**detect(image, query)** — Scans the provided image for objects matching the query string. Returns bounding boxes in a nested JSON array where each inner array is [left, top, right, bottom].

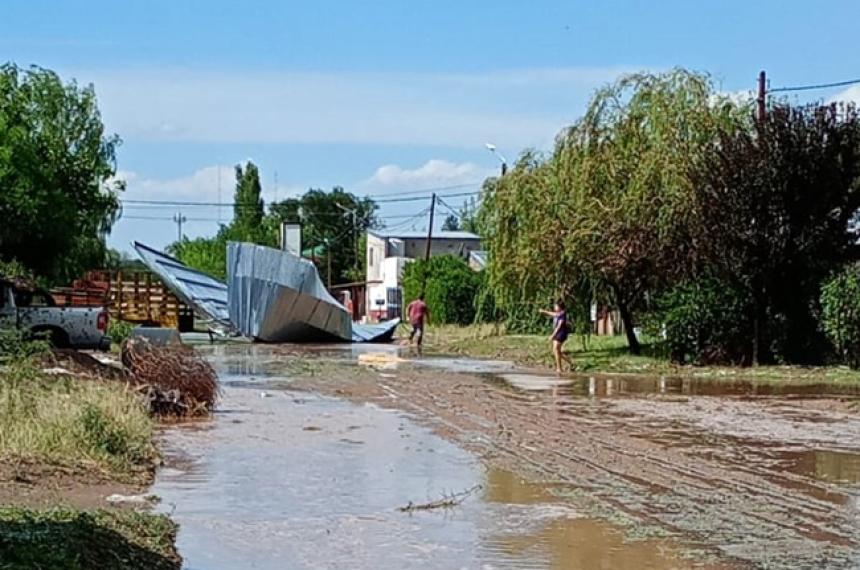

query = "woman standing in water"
[[540, 300, 572, 374]]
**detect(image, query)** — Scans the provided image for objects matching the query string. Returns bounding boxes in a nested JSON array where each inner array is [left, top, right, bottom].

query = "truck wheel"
[[30, 327, 70, 349]]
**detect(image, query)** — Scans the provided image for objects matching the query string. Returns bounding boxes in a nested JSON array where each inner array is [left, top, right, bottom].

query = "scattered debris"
[[106, 493, 161, 505], [122, 338, 219, 417], [397, 485, 482, 513], [41, 367, 73, 375]]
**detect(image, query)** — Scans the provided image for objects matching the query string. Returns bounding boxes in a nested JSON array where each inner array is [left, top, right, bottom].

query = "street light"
[[485, 142, 508, 175]]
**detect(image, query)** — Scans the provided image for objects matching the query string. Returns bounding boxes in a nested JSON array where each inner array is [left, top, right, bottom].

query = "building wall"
[[364, 234, 482, 322], [365, 234, 388, 282]]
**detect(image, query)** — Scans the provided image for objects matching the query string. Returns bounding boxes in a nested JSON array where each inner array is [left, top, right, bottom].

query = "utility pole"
[[173, 211, 187, 242], [757, 70, 767, 123], [324, 238, 332, 288], [424, 193, 436, 262], [753, 70, 767, 367]]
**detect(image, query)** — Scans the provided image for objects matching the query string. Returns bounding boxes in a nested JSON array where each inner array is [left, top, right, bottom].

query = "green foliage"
[[0, 507, 179, 570], [233, 162, 266, 239], [0, 64, 122, 283], [168, 160, 277, 279], [402, 255, 481, 325], [645, 279, 750, 365], [0, 329, 49, 363], [821, 264, 860, 368], [459, 197, 482, 236], [169, 175, 380, 285], [473, 271, 500, 324], [441, 214, 460, 231], [106, 319, 135, 346], [691, 103, 860, 364], [167, 234, 230, 280], [481, 69, 745, 354]]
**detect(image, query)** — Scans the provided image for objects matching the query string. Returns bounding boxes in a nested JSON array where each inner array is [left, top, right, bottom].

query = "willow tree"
[[484, 69, 746, 352]]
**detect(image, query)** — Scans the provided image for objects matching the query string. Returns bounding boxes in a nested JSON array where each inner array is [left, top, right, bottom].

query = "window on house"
[[369, 248, 374, 266]]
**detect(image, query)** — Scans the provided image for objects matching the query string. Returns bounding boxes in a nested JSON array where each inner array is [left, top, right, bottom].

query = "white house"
[[365, 230, 482, 321]]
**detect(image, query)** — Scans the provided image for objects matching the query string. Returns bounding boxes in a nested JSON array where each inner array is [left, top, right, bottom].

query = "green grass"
[[423, 324, 860, 385], [0, 507, 179, 570], [0, 358, 157, 480]]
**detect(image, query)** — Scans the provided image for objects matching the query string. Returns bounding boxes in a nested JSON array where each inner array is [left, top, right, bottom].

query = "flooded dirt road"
[[155, 343, 860, 569]]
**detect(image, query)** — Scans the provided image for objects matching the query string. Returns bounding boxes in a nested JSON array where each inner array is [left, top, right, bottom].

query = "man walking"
[[406, 295, 430, 348]]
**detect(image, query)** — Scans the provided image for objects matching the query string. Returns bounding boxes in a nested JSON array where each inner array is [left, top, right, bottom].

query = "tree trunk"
[[617, 297, 641, 355]]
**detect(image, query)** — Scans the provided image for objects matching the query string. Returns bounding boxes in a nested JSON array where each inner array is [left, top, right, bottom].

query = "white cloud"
[[357, 159, 495, 194], [74, 66, 636, 150], [117, 165, 234, 203], [114, 164, 301, 204]]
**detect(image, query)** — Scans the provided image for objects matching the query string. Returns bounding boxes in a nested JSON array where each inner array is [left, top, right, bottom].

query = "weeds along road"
[[180, 343, 860, 570]]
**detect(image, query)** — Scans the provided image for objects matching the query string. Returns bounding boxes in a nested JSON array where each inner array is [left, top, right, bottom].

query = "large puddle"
[[154, 345, 723, 570]]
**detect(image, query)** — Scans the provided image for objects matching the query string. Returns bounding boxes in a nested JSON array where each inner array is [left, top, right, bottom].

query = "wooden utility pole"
[[757, 70, 767, 123], [420, 193, 437, 298], [424, 193, 436, 262]]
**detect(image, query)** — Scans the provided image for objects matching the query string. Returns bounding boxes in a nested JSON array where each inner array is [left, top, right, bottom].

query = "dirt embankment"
[[291, 362, 860, 570]]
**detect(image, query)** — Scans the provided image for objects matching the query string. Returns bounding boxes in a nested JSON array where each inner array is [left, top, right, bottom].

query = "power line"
[[768, 77, 860, 94], [121, 210, 435, 223], [118, 189, 481, 208]]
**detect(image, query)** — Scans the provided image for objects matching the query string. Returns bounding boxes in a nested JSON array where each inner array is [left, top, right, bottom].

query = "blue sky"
[[3, 0, 859, 252]]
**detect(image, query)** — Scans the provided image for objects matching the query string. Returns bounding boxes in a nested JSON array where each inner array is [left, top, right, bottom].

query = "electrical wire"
[[118, 186, 481, 208], [768, 77, 860, 94]]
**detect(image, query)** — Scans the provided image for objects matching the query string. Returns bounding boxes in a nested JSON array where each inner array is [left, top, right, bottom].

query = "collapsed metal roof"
[[134, 241, 398, 343]]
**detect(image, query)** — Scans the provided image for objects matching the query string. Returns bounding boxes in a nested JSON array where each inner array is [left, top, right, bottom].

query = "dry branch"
[[397, 484, 482, 513]]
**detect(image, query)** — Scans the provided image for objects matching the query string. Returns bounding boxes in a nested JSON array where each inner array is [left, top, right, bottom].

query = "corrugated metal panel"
[[133, 242, 233, 331], [135, 241, 399, 343]]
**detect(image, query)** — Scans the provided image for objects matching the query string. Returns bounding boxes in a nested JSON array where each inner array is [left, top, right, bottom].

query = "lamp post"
[[485, 142, 508, 175]]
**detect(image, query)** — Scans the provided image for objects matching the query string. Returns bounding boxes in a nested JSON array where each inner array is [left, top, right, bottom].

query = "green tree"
[[459, 197, 481, 235], [402, 255, 481, 325], [691, 103, 860, 364], [266, 187, 379, 285], [169, 160, 275, 279], [233, 162, 265, 240], [0, 64, 122, 282], [441, 214, 460, 231]]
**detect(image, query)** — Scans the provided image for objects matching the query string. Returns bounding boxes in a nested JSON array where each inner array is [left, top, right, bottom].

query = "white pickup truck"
[[0, 278, 111, 351]]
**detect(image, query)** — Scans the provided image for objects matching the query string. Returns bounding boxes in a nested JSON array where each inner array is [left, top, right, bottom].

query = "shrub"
[[821, 264, 860, 368], [0, 330, 49, 362], [646, 278, 751, 365], [107, 319, 135, 346], [402, 255, 481, 325]]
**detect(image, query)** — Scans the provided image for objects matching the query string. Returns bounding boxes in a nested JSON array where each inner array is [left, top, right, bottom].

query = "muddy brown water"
[[153, 344, 727, 569]]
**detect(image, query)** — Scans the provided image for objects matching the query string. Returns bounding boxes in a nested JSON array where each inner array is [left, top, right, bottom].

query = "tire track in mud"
[[303, 367, 860, 570]]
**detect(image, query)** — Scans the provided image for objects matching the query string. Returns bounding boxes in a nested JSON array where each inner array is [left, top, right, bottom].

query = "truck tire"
[[30, 326, 70, 349]]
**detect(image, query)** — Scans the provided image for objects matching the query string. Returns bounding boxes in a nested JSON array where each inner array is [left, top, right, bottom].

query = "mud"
[[0, 459, 146, 510], [153, 346, 732, 570], [184, 344, 860, 570]]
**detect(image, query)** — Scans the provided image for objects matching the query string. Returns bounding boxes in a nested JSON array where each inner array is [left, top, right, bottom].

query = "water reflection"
[[153, 383, 719, 570]]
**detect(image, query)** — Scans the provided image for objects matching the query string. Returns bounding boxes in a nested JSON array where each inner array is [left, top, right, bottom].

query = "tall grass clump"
[[0, 355, 156, 478]]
